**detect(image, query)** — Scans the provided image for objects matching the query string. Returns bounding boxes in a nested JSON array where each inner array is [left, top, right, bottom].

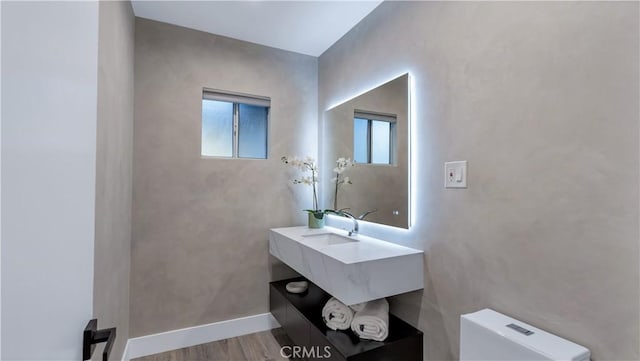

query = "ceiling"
[[131, 1, 383, 57]]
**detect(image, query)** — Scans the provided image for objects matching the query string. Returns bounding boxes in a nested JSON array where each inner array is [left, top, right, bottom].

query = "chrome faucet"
[[340, 211, 359, 236]]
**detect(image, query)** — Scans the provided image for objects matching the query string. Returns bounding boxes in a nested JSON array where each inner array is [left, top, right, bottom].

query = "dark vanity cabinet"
[[269, 278, 423, 361]]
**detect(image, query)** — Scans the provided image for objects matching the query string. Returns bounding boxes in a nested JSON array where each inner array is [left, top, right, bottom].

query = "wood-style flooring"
[[132, 328, 304, 361]]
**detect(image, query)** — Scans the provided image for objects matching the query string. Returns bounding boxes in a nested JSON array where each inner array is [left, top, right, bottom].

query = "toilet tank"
[[460, 309, 590, 361]]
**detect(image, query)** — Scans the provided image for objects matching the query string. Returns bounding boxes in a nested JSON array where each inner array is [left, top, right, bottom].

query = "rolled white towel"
[[351, 298, 389, 341], [322, 297, 354, 330]]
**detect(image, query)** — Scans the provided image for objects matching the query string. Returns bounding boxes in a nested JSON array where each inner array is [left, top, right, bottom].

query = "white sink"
[[301, 232, 358, 247], [269, 226, 424, 305]]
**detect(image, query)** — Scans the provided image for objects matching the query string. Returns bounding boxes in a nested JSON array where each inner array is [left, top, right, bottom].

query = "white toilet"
[[460, 309, 590, 361]]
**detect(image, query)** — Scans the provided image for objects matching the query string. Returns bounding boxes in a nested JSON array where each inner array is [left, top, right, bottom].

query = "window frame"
[[201, 88, 271, 159], [353, 109, 397, 165]]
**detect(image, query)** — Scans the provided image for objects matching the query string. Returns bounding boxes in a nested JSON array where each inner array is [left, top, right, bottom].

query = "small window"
[[353, 110, 396, 165], [202, 89, 270, 159]]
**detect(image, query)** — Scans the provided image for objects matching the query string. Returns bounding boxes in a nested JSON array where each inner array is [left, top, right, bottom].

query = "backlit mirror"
[[322, 73, 410, 229]]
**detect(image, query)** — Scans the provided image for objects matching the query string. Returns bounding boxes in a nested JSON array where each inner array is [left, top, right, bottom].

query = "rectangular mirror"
[[322, 73, 410, 229]]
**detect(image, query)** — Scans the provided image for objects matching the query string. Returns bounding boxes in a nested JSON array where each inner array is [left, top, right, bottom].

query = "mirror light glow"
[[324, 70, 417, 235]]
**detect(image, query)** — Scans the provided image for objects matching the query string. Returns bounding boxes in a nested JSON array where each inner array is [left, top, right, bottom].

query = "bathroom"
[[1, 1, 638, 360]]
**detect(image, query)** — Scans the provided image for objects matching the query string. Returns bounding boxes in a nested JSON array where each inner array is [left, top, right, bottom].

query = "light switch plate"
[[445, 161, 467, 188]]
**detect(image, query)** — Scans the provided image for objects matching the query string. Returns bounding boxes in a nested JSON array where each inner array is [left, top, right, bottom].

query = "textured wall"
[[319, 2, 639, 360], [1, 2, 99, 359], [131, 19, 318, 337], [94, 1, 135, 359]]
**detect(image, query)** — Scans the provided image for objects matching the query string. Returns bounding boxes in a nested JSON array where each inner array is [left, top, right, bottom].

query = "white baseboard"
[[123, 313, 280, 360], [121, 339, 130, 361]]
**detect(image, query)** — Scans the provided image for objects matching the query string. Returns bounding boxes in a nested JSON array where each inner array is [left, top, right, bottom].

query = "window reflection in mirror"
[[353, 111, 397, 165]]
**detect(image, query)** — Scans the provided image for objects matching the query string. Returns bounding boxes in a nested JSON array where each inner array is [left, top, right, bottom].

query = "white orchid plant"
[[281, 156, 325, 217], [282, 155, 355, 219], [332, 157, 355, 210]]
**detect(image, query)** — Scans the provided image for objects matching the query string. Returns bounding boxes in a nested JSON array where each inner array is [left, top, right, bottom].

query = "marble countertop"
[[270, 226, 422, 264], [269, 226, 424, 305]]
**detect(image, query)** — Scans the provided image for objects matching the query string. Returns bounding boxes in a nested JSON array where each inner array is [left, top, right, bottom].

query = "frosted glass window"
[[201, 89, 270, 159], [371, 120, 391, 164], [353, 111, 396, 165], [238, 104, 268, 159], [354, 118, 369, 164], [201, 100, 233, 157]]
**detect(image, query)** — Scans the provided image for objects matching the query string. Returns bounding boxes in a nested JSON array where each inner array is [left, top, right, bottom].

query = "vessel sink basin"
[[269, 226, 424, 305], [301, 232, 358, 247]]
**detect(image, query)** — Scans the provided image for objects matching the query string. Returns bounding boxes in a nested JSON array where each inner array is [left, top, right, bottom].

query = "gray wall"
[[319, 2, 639, 360], [131, 19, 318, 337], [94, 1, 135, 360], [1, 2, 99, 359]]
